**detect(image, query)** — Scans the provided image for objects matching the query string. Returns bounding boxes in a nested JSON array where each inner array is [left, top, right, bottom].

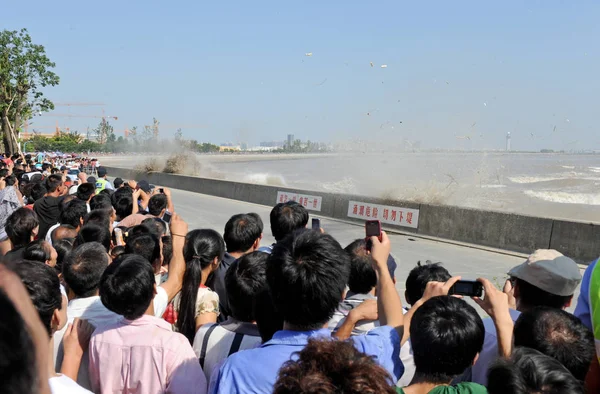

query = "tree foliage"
[[0, 29, 59, 154]]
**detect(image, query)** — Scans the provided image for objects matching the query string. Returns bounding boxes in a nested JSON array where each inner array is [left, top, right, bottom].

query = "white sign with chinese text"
[[277, 191, 323, 211], [347, 200, 419, 229]]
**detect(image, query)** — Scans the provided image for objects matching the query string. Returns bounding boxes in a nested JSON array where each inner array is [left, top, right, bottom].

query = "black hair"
[[5, 208, 39, 248], [225, 251, 268, 322], [487, 347, 584, 394], [514, 278, 573, 309], [268, 230, 350, 330], [124, 232, 161, 270], [30, 182, 47, 203], [114, 178, 124, 188], [60, 199, 88, 228], [76, 183, 96, 201], [44, 174, 63, 193], [141, 218, 167, 237], [100, 254, 154, 320], [513, 307, 595, 381], [83, 209, 112, 231], [405, 261, 452, 306], [410, 296, 484, 384], [22, 240, 51, 264], [177, 229, 225, 344], [254, 288, 284, 343], [111, 245, 126, 259], [63, 242, 110, 298], [89, 194, 112, 211], [6, 260, 62, 336], [148, 194, 168, 217], [344, 238, 397, 280], [114, 194, 134, 221], [269, 202, 309, 241], [0, 289, 38, 394], [74, 224, 111, 252], [347, 254, 377, 295], [0, 169, 8, 178], [99, 188, 113, 197], [223, 213, 264, 253], [54, 238, 74, 276], [161, 236, 172, 267]]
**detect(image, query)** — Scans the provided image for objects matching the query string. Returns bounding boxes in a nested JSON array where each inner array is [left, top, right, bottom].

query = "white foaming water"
[[589, 167, 600, 173], [242, 173, 287, 186], [508, 176, 564, 184], [524, 190, 600, 205], [561, 166, 575, 169], [321, 177, 357, 194], [479, 184, 507, 189]]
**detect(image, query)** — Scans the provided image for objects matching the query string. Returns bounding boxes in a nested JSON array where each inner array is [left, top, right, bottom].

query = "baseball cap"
[[97, 167, 107, 177], [508, 249, 581, 296], [137, 180, 152, 193], [88, 176, 97, 185]]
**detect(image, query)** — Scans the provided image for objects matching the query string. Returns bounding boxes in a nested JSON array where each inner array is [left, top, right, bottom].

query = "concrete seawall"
[[104, 167, 599, 264]]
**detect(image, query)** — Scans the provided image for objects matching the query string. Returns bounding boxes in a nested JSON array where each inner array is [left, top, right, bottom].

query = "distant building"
[[287, 134, 294, 148], [219, 145, 241, 152], [260, 141, 284, 148], [506, 132, 511, 151], [240, 142, 248, 151]]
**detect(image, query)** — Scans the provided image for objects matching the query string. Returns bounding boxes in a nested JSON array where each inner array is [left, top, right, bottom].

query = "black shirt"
[[34, 195, 65, 240], [3, 246, 26, 263], [207, 252, 237, 323]]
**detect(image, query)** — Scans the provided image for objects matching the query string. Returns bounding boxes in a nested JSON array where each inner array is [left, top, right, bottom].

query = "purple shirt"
[[89, 314, 207, 394]]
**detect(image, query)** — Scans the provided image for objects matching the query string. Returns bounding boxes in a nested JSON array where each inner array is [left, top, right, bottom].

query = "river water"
[[105, 152, 600, 222]]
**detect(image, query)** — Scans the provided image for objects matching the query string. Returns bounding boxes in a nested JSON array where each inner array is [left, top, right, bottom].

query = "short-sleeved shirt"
[[49, 374, 92, 394], [574, 260, 596, 331], [211, 326, 403, 394], [396, 383, 487, 393], [89, 315, 207, 394], [165, 287, 220, 328], [206, 252, 236, 323]]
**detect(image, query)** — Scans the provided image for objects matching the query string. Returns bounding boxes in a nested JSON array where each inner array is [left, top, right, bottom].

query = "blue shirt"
[[574, 260, 596, 331], [210, 326, 402, 394]]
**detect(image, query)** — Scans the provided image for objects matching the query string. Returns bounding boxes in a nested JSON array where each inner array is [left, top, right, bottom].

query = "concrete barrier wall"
[[104, 167, 599, 263]]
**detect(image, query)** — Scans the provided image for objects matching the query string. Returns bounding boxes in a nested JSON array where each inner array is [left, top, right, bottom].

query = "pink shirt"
[[89, 315, 207, 394]]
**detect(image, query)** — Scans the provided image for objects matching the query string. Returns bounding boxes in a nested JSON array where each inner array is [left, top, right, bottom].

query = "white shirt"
[[193, 318, 262, 381], [154, 285, 169, 318], [53, 296, 121, 390], [69, 185, 79, 195], [471, 309, 521, 385], [49, 375, 92, 394], [46, 223, 61, 245]]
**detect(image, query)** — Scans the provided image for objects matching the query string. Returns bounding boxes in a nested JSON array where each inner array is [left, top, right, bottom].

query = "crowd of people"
[[0, 152, 598, 394]]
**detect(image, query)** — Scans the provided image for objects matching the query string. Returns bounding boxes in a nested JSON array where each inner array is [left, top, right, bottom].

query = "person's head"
[[269, 202, 309, 242], [274, 338, 397, 394], [74, 224, 111, 252], [23, 240, 58, 268], [62, 242, 110, 299], [225, 251, 268, 322], [141, 218, 168, 237], [346, 254, 377, 295], [89, 194, 113, 211], [161, 235, 172, 267], [405, 261, 452, 306], [147, 194, 168, 217], [513, 307, 595, 381], [54, 238, 74, 276], [487, 347, 584, 394], [59, 198, 87, 228], [509, 249, 581, 311], [44, 174, 63, 195], [124, 232, 162, 272], [410, 296, 484, 384], [5, 260, 66, 337], [84, 208, 114, 230], [113, 193, 134, 221], [97, 166, 107, 179], [76, 183, 96, 202], [177, 229, 225, 343], [51, 225, 79, 245], [113, 178, 124, 188], [223, 213, 264, 254], [77, 172, 87, 183], [5, 208, 39, 248], [110, 245, 126, 260], [87, 176, 96, 185], [100, 254, 155, 320], [344, 238, 397, 283], [268, 230, 350, 330]]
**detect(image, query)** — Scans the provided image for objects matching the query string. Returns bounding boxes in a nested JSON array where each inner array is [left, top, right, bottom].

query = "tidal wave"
[[524, 190, 600, 205]]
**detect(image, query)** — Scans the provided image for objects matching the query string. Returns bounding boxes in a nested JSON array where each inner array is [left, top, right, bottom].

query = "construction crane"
[[124, 124, 207, 139]]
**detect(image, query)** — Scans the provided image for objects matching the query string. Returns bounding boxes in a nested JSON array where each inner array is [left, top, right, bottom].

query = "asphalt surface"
[[150, 185, 582, 315]]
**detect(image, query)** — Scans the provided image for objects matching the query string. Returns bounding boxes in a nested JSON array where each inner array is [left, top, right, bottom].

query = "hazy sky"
[[3, 1, 599, 150]]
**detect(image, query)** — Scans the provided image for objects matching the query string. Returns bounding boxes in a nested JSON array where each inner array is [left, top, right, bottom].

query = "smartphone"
[[163, 211, 172, 224], [159, 188, 164, 194], [365, 220, 382, 238], [449, 280, 484, 297], [312, 218, 321, 230], [114, 228, 125, 246]]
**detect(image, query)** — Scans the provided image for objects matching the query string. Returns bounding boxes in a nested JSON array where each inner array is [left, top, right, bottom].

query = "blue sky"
[[3, 0, 599, 150]]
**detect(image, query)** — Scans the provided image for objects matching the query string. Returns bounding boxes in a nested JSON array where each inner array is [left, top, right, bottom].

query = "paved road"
[[153, 186, 582, 315]]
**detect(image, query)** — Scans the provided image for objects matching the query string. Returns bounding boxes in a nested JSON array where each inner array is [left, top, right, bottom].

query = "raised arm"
[[370, 232, 404, 337], [163, 187, 175, 213], [473, 277, 513, 358], [333, 299, 378, 341], [160, 213, 188, 302]]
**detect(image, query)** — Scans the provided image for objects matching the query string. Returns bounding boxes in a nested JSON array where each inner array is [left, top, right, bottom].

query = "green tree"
[[0, 29, 59, 154], [92, 118, 114, 145]]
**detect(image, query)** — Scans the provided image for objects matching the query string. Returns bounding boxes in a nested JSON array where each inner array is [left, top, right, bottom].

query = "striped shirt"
[[192, 318, 262, 381]]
